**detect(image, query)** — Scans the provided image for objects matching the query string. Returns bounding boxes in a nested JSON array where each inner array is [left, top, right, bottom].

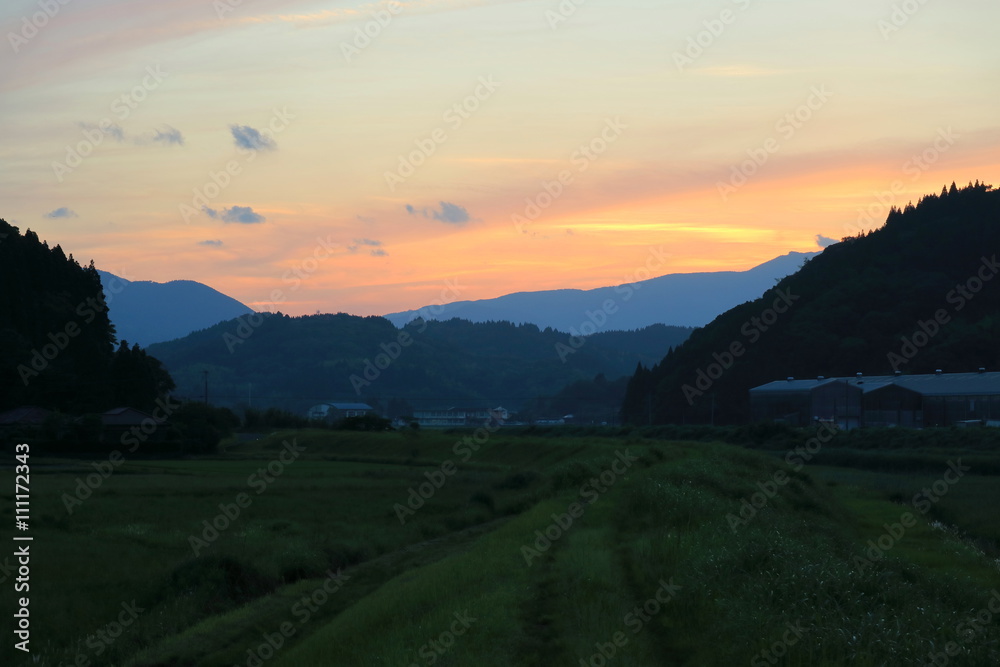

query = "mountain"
[[98, 271, 254, 348], [0, 221, 173, 412], [147, 314, 692, 416], [621, 181, 1000, 426], [384, 251, 819, 332]]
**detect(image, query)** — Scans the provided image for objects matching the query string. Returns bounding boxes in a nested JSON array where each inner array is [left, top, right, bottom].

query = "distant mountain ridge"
[[98, 271, 254, 348], [384, 251, 820, 332]]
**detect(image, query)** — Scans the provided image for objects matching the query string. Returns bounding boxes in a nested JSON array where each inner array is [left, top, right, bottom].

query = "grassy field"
[[4, 428, 1000, 666]]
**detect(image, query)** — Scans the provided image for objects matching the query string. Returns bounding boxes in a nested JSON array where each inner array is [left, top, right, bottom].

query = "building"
[[0, 406, 53, 440], [308, 402, 374, 422], [750, 377, 861, 428], [412, 407, 508, 428], [750, 370, 1000, 428]]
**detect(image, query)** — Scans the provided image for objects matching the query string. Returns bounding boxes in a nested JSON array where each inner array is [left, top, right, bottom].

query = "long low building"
[[750, 370, 1000, 428], [413, 407, 508, 428]]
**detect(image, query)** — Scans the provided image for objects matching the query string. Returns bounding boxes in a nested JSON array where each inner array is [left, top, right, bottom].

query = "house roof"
[[100, 407, 164, 425], [316, 403, 373, 411], [749, 378, 845, 394], [0, 406, 52, 426], [854, 372, 1000, 397], [752, 372, 1000, 397]]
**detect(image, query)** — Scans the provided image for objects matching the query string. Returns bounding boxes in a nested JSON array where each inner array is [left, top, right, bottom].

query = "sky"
[[2, 0, 999, 317]]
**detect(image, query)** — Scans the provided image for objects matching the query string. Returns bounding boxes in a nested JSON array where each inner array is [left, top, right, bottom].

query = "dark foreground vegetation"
[[5, 426, 1000, 666]]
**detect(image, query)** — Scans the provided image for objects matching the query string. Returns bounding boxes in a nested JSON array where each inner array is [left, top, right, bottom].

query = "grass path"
[[127, 517, 513, 666]]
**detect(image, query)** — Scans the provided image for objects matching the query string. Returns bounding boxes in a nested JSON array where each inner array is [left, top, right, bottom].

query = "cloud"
[[78, 122, 183, 146], [348, 238, 383, 253], [230, 125, 276, 151], [406, 201, 472, 225], [44, 207, 78, 218], [203, 206, 265, 224], [198, 239, 224, 246], [79, 122, 125, 142], [151, 126, 185, 146], [370, 248, 388, 257], [816, 234, 839, 248]]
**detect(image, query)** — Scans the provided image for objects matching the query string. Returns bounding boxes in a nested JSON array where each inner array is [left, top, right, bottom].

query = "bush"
[[171, 402, 240, 453]]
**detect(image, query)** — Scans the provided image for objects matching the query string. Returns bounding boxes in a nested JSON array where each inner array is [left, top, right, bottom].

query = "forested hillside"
[[0, 219, 174, 412], [622, 182, 1000, 425], [148, 314, 691, 415]]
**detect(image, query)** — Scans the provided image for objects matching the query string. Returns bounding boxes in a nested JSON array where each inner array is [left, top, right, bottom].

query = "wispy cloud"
[[406, 201, 472, 225], [230, 125, 276, 151], [78, 122, 183, 146], [151, 126, 185, 146], [203, 205, 265, 224], [198, 239, 224, 246], [348, 238, 384, 253], [44, 207, 78, 218]]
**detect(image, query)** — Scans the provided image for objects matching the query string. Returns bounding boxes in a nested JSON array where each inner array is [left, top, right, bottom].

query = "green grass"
[[5, 430, 1000, 665]]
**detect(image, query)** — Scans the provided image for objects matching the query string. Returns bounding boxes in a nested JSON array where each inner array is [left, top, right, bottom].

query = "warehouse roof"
[[752, 372, 1000, 397]]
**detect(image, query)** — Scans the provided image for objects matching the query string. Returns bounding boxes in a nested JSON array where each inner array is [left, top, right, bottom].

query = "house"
[[413, 407, 508, 428], [750, 370, 1000, 428], [308, 402, 374, 422], [0, 406, 53, 428], [0, 406, 53, 440]]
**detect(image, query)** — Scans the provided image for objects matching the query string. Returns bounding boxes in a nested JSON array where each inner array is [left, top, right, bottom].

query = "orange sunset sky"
[[2, 0, 999, 316]]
